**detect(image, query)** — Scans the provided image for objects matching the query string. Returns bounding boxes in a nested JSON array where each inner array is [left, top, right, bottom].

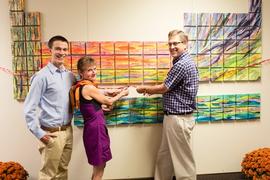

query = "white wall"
[[1, 0, 270, 179]]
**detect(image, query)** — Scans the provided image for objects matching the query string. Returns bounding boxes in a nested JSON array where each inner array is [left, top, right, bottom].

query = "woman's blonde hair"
[[77, 56, 96, 73]]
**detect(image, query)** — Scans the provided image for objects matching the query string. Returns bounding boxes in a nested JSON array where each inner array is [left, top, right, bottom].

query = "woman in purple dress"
[[70, 56, 128, 180]]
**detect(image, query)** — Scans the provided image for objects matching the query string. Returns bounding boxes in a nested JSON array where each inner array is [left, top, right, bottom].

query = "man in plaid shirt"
[[136, 29, 199, 180]]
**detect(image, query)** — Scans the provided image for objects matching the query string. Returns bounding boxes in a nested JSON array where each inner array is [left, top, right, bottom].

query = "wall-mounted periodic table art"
[[73, 93, 260, 126], [184, 0, 262, 82]]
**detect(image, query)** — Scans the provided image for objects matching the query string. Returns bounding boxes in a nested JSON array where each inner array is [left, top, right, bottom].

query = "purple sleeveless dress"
[[79, 86, 112, 166]]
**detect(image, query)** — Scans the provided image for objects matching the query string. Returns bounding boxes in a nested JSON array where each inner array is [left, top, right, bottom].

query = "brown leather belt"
[[41, 123, 71, 133]]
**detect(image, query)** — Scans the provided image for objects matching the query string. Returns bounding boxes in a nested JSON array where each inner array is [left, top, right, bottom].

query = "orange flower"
[[242, 148, 270, 179], [0, 161, 29, 180]]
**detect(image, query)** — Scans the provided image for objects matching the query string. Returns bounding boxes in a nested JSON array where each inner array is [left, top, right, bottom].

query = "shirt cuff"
[[32, 128, 46, 140], [164, 80, 170, 90]]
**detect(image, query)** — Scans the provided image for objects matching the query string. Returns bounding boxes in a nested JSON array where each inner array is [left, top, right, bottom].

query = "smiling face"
[[50, 40, 69, 68], [168, 34, 188, 59], [79, 64, 97, 81]]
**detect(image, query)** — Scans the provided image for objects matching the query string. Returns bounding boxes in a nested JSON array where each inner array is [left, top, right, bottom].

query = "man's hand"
[[136, 86, 147, 94], [40, 134, 57, 145]]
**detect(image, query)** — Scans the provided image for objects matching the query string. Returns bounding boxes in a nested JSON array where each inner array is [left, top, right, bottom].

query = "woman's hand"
[[101, 104, 113, 112]]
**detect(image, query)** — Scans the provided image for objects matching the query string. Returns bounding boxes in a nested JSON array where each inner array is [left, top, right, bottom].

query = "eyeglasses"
[[168, 41, 183, 47]]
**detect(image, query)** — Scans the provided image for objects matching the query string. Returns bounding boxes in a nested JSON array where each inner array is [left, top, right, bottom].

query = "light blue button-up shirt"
[[24, 62, 75, 139]]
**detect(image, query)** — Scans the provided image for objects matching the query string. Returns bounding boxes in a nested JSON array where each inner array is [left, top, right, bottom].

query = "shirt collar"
[[173, 51, 189, 65], [47, 62, 67, 74]]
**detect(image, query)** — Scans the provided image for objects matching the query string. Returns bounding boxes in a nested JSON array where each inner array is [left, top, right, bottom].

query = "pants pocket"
[[184, 118, 195, 136], [46, 137, 56, 148]]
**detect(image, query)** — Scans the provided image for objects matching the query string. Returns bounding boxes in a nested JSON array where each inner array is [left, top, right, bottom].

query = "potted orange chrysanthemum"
[[241, 148, 270, 180], [0, 161, 29, 179]]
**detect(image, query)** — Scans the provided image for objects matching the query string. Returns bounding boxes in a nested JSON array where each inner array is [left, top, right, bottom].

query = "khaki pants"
[[38, 126, 73, 180], [154, 115, 196, 180]]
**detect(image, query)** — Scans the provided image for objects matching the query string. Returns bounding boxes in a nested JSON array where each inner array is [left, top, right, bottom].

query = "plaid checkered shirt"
[[163, 51, 199, 114]]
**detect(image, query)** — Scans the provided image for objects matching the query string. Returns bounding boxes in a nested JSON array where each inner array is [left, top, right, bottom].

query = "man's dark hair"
[[48, 35, 69, 49]]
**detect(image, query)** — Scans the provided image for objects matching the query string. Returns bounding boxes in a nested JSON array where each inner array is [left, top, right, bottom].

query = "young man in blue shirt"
[[24, 35, 75, 179]]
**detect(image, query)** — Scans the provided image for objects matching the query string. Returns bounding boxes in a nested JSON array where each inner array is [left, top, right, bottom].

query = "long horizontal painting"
[[74, 93, 260, 126]]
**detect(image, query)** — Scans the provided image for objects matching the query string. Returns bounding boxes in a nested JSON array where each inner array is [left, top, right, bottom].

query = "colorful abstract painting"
[[10, 0, 262, 99], [184, 0, 262, 82], [9, 0, 41, 100], [74, 93, 260, 126], [39, 41, 171, 85], [9, 0, 262, 126]]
